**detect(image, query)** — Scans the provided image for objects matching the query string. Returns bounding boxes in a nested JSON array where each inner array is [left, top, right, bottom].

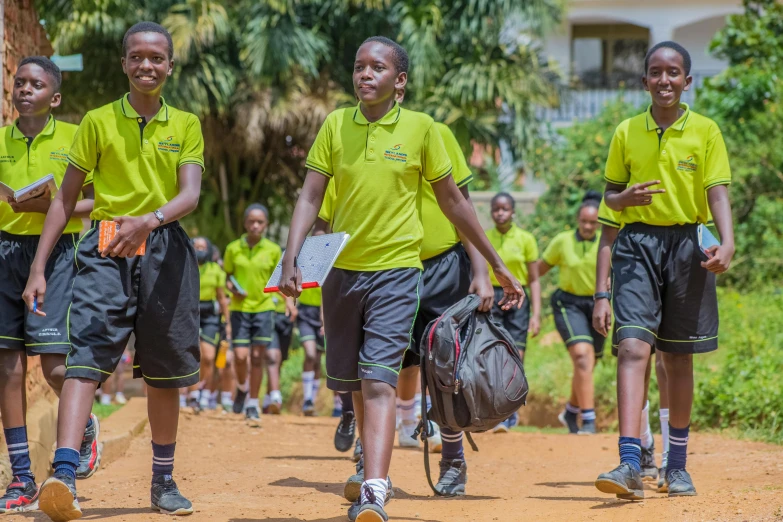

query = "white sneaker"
[[199, 395, 211, 410], [114, 392, 127, 405], [100, 394, 112, 406], [427, 421, 442, 453], [398, 420, 420, 448]]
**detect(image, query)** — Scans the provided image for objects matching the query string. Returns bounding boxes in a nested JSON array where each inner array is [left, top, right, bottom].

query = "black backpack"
[[414, 294, 529, 494]]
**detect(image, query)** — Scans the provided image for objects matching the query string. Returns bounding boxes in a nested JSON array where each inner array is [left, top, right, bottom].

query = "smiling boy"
[[23, 22, 204, 520]]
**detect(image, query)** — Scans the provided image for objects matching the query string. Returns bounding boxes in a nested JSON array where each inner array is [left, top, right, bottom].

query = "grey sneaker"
[[344, 457, 364, 502], [595, 463, 644, 500], [577, 421, 596, 435], [434, 459, 467, 497], [151, 475, 194, 515], [39, 472, 81, 522], [352, 438, 363, 463], [667, 469, 697, 497], [245, 405, 261, 427], [348, 478, 393, 521], [640, 443, 658, 481], [76, 413, 102, 479], [657, 452, 669, 492], [558, 409, 579, 434]]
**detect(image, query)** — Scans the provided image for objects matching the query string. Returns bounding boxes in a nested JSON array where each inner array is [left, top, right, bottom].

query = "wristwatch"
[[593, 291, 611, 302], [153, 209, 165, 226]]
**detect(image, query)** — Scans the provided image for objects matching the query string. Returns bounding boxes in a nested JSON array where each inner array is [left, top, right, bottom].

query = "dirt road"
[[11, 411, 783, 522]]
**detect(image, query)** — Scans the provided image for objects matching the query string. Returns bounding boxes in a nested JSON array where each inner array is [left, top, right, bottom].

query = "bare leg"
[[0, 352, 27, 427], [661, 352, 693, 429], [233, 347, 250, 388], [57, 378, 99, 450], [40, 354, 67, 396], [353, 391, 364, 440], [249, 345, 265, 400], [655, 352, 669, 409], [396, 366, 418, 401], [616, 338, 653, 438], [361, 380, 396, 480], [147, 387, 180, 445], [568, 343, 595, 410], [265, 348, 281, 392]]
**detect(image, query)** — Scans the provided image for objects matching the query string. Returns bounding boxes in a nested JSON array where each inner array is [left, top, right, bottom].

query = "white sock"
[[400, 398, 417, 429], [414, 393, 422, 417], [361, 478, 387, 508], [100, 393, 112, 406], [333, 394, 343, 409], [189, 390, 200, 400], [220, 391, 233, 406], [302, 371, 315, 402], [179, 394, 186, 407], [237, 380, 249, 393], [641, 400, 654, 449], [210, 390, 218, 400], [270, 390, 282, 404], [313, 379, 321, 400], [245, 397, 260, 411], [425, 394, 432, 413], [660, 408, 670, 455], [262, 394, 271, 409]]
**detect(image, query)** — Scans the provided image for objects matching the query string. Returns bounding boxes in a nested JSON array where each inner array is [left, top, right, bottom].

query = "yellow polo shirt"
[[199, 261, 226, 302], [0, 117, 93, 235], [597, 201, 622, 230], [299, 287, 322, 307], [272, 293, 287, 314], [604, 104, 731, 226], [318, 182, 336, 227], [69, 94, 204, 220], [305, 102, 452, 271], [542, 230, 601, 296], [224, 235, 281, 313], [486, 223, 538, 286]]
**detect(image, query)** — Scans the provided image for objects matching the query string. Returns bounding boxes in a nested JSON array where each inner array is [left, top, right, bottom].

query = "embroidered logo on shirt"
[[0, 155, 15, 164], [384, 144, 407, 163], [677, 155, 697, 172], [157, 136, 181, 153], [49, 146, 69, 162]]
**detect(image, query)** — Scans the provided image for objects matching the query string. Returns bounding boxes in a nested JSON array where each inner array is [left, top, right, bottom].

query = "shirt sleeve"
[[523, 232, 539, 263], [218, 268, 227, 288], [179, 115, 205, 171], [604, 122, 630, 185], [703, 124, 731, 189], [68, 114, 98, 174], [422, 123, 453, 183], [82, 172, 94, 185], [541, 234, 562, 267], [305, 113, 334, 178], [223, 244, 234, 274], [597, 201, 622, 228], [436, 123, 473, 187], [318, 181, 336, 223]]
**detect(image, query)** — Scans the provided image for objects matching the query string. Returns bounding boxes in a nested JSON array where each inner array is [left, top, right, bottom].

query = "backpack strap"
[[416, 349, 439, 495], [465, 432, 479, 452]]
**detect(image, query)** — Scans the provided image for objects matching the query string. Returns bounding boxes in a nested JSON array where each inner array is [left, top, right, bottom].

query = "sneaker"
[[657, 452, 668, 492], [640, 443, 658, 481], [268, 398, 282, 415], [348, 479, 393, 521], [506, 412, 519, 429], [302, 399, 315, 416], [100, 393, 112, 406], [198, 396, 210, 411], [232, 388, 248, 414], [334, 411, 356, 453], [427, 421, 442, 453], [398, 421, 420, 448], [352, 438, 363, 463], [667, 469, 697, 497], [187, 397, 201, 413], [492, 422, 509, 434], [0, 477, 39, 513], [208, 395, 218, 410], [594, 462, 644, 501], [245, 405, 261, 426], [434, 459, 467, 497], [39, 472, 81, 522], [151, 475, 194, 515], [114, 392, 127, 405], [76, 413, 102, 479], [578, 421, 596, 435], [344, 457, 364, 502], [558, 409, 579, 434], [221, 399, 233, 413]]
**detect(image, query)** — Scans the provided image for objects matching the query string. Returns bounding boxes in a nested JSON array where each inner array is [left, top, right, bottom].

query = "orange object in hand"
[[98, 220, 147, 256]]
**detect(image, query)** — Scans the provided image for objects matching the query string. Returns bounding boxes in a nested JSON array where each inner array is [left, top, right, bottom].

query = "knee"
[[361, 380, 395, 402], [234, 349, 249, 365], [573, 352, 593, 373], [663, 352, 692, 371], [0, 356, 24, 383], [616, 341, 649, 366], [265, 351, 281, 367]]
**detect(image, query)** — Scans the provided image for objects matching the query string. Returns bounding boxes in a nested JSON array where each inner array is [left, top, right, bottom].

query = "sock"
[[400, 398, 417, 425], [220, 391, 233, 406], [262, 394, 271, 409], [210, 390, 218, 400], [302, 371, 315, 402], [660, 408, 670, 456], [425, 394, 432, 413], [333, 393, 343, 410], [395, 397, 401, 426], [237, 380, 249, 393], [668, 424, 689, 471], [580, 408, 596, 424], [361, 478, 387, 507], [4, 427, 34, 482], [53, 447, 79, 481], [100, 393, 112, 406], [341, 392, 354, 413], [640, 400, 654, 449], [440, 427, 464, 461], [565, 402, 580, 415], [619, 436, 642, 472], [312, 379, 321, 400], [151, 441, 175, 478], [270, 390, 282, 404], [188, 390, 200, 400], [245, 397, 260, 411], [413, 393, 422, 417], [179, 394, 186, 408]]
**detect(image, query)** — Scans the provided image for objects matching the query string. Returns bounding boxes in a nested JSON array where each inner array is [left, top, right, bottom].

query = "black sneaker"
[[335, 411, 356, 452], [302, 399, 315, 416], [39, 472, 81, 522], [348, 478, 393, 521], [595, 462, 644, 500], [640, 443, 658, 481], [558, 409, 579, 434], [0, 477, 39, 513], [245, 405, 261, 426], [232, 388, 247, 414], [344, 456, 364, 502], [434, 459, 467, 497], [76, 413, 102, 479], [577, 421, 596, 435], [352, 437, 363, 463], [667, 469, 697, 497], [151, 475, 194, 515]]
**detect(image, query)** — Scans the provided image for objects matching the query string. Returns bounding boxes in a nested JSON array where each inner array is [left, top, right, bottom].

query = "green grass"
[[91, 403, 124, 420]]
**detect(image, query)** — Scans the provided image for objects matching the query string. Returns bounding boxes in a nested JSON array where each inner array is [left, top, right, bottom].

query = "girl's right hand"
[[592, 298, 612, 338], [23, 271, 47, 317]]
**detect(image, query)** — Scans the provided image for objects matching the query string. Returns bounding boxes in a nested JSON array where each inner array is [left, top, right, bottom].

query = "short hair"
[[361, 36, 409, 74], [644, 41, 692, 75], [18, 56, 62, 91], [491, 192, 515, 210], [579, 190, 602, 212], [244, 203, 269, 221], [123, 22, 174, 60]]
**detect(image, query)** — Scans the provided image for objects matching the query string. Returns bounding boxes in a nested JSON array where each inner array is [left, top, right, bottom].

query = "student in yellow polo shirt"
[[594, 41, 734, 501], [224, 203, 282, 420], [279, 36, 523, 521], [0, 57, 95, 512], [24, 23, 203, 518], [538, 191, 604, 436]]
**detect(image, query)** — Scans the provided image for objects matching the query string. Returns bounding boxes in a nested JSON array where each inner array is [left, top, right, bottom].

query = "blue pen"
[[33, 296, 37, 314]]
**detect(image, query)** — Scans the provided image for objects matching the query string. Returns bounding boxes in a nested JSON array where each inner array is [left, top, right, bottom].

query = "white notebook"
[[0, 174, 57, 203], [264, 232, 350, 293]]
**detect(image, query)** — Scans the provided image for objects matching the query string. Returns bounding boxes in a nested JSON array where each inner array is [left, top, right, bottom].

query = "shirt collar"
[[240, 234, 264, 250], [645, 103, 690, 132], [575, 230, 597, 243], [10, 115, 56, 140], [119, 93, 169, 122], [352, 102, 401, 126]]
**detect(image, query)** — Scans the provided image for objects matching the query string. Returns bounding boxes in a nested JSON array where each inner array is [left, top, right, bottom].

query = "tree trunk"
[[218, 162, 233, 236]]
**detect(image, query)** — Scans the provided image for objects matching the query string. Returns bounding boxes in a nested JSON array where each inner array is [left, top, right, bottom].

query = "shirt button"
[[370, 137, 375, 142], [662, 150, 667, 154], [144, 139, 149, 144], [662, 138, 666, 143], [138, 118, 143, 123], [369, 149, 374, 154]]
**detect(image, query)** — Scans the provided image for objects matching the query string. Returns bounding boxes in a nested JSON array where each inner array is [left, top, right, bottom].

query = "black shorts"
[[66, 221, 200, 388], [551, 289, 605, 358], [323, 267, 421, 392], [231, 311, 274, 348], [403, 244, 471, 370], [270, 313, 294, 361], [297, 304, 324, 351], [612, 223, 718, 354], [0, 232, 78, 355], [199, 301, 221, 347], [491, 286, 530, 350]]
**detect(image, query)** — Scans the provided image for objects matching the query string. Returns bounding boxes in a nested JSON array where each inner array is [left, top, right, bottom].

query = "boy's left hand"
[[701, 244, 735, 274], [102, 214, 156, 258]]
